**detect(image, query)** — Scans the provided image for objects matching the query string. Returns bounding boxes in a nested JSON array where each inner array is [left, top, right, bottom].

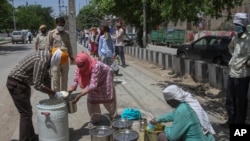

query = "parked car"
[[124, 33, 134, 46], [127, 33, 137, 40], [11, 30, 27, 44], [176, 35, 232, 66]]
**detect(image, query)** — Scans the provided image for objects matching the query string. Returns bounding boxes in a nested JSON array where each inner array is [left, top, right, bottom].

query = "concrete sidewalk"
[[11, 43, 229, 141]]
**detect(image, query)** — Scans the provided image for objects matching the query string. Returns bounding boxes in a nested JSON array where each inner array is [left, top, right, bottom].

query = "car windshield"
[[13, 32, 21, 35]]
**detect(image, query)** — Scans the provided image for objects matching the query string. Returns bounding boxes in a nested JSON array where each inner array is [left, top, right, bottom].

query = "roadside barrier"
[[125, 46, 228, 91]]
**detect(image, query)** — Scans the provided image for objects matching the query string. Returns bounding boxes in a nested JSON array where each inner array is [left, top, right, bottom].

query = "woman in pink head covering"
[[69, 52, 117, 123]]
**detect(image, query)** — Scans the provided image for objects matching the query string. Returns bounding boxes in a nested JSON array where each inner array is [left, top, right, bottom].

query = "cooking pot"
[[66, 95, 77, 113], [112, 118, 133, 130], [89, 126, 114, 141], [113, 129, 139, 141]]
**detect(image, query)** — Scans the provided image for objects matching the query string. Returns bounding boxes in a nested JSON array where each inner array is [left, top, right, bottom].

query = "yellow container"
[[144, 124, 165, 141]]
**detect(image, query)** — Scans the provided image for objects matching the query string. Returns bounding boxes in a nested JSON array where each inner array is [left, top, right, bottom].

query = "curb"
[[0, 41, 10, 45]]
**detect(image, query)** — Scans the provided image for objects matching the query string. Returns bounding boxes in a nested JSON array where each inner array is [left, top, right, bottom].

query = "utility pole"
[[143, 0, 147, 48], [59, 0, 61, 16], [68, 0, 77, 58], [10, 0, 16, 30]]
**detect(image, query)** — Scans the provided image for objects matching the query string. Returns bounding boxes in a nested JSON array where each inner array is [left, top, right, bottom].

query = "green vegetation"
[[0, 0, 55, 36], [83, 0, 243, 47]]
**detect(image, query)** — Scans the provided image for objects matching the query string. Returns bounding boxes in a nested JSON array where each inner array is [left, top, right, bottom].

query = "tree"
[[151, 0, 244, 24], [90, 0, 244, 47], [15, 5, 54, 33], [0, 0, 14, 35], [76, 4, 104, 29], [92, 0, 163, 47]]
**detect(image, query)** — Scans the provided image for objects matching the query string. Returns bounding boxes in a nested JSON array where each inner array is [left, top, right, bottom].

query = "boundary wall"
[[125, 46, 229, 91]]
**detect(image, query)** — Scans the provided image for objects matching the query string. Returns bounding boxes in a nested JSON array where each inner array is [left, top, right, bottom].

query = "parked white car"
[[11, 31, 27, 44]]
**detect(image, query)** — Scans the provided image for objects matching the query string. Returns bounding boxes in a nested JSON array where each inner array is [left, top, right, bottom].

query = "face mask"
[[57, 26, 64, 31], [234, 25, 244, 34], [41, 29, 46, 33]]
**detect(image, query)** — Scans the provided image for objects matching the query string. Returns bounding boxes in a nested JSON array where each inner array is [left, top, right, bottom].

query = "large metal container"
[[89, 126, 114, 141], [113, 129, 139, 141]]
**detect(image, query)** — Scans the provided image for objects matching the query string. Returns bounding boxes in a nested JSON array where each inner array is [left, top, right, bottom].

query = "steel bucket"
[[89, 126, 114, 141], [113, 129, 139, 141], [66, 95, 77, 113]]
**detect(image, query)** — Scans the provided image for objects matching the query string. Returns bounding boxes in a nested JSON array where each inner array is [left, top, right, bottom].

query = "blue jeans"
[[115, 46, 126, 65], [226, 76, 250, 124]]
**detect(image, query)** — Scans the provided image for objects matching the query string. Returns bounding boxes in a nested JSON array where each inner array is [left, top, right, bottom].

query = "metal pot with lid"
[[89, 126, 114, 141], [113, 129, 139, 141], [112, 118, 133, 130]]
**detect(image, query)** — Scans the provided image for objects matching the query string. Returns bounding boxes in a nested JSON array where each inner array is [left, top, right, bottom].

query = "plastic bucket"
[[37, 99, 69, 141]]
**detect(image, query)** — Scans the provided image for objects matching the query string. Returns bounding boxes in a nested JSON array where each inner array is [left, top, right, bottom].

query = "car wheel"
[[213, 57, 224, 65]]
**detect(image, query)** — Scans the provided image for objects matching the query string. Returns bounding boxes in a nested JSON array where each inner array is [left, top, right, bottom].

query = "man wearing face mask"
[[223, 13, 250, 126], [48, 17, 74, 91], [35, 25, 49, 51]]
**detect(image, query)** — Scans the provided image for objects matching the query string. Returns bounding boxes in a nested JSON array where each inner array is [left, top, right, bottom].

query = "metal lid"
[[113, 129, 139, 141], [112, 119, 133, 128], [89, 126, 114, 137]]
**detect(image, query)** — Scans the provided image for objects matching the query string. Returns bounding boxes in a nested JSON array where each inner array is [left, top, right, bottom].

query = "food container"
[[113, 129, 139, 141], [139, 118, 147, 132], [66, 95, 77, 113], [144, 124, 165, 141], [112, 118, 133, 130], [89, 126, 114, 141]]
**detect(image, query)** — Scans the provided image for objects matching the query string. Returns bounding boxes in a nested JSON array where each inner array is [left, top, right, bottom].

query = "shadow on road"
[[69, 114, 113, 141], [0, 45, 30, 55]]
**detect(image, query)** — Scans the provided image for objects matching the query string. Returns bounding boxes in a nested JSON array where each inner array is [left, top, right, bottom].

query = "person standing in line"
[[35, 25, 49, 51], [48, 17, 74, 91], [98, 26, 115, 66], [6, 50, 68, 141], [85, 31, 89, 48], [90, 27, 97, 56], [223, 13, 250, 126], [68, 52, 117, 124], [114, 23, 126, 67], [150, 85, 215, 141]]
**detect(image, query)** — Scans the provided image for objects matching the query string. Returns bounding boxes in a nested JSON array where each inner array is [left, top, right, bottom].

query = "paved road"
[[0, 42, 229, 141], [0, 41, 36, 141]]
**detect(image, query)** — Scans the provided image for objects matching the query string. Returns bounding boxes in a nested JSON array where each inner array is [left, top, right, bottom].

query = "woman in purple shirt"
[[69, 52, 117, 123]]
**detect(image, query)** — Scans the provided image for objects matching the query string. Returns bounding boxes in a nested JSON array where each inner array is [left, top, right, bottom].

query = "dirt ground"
[[125, 55, 227, 120]]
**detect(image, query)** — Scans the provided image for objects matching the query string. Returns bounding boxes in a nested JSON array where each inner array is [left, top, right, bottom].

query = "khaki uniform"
[[48, 29, 73, 91], [35, 33, 49, 51]]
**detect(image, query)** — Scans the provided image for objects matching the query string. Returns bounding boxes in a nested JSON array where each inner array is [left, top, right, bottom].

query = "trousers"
[[6, 77, 36, 141], [226, 76, 250, 124], [51, 62, 69, 91], [115, 46, 126, 66]]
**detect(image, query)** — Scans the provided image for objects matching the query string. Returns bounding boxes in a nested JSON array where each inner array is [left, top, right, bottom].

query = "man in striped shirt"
[[6, 50, 63, 141]]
